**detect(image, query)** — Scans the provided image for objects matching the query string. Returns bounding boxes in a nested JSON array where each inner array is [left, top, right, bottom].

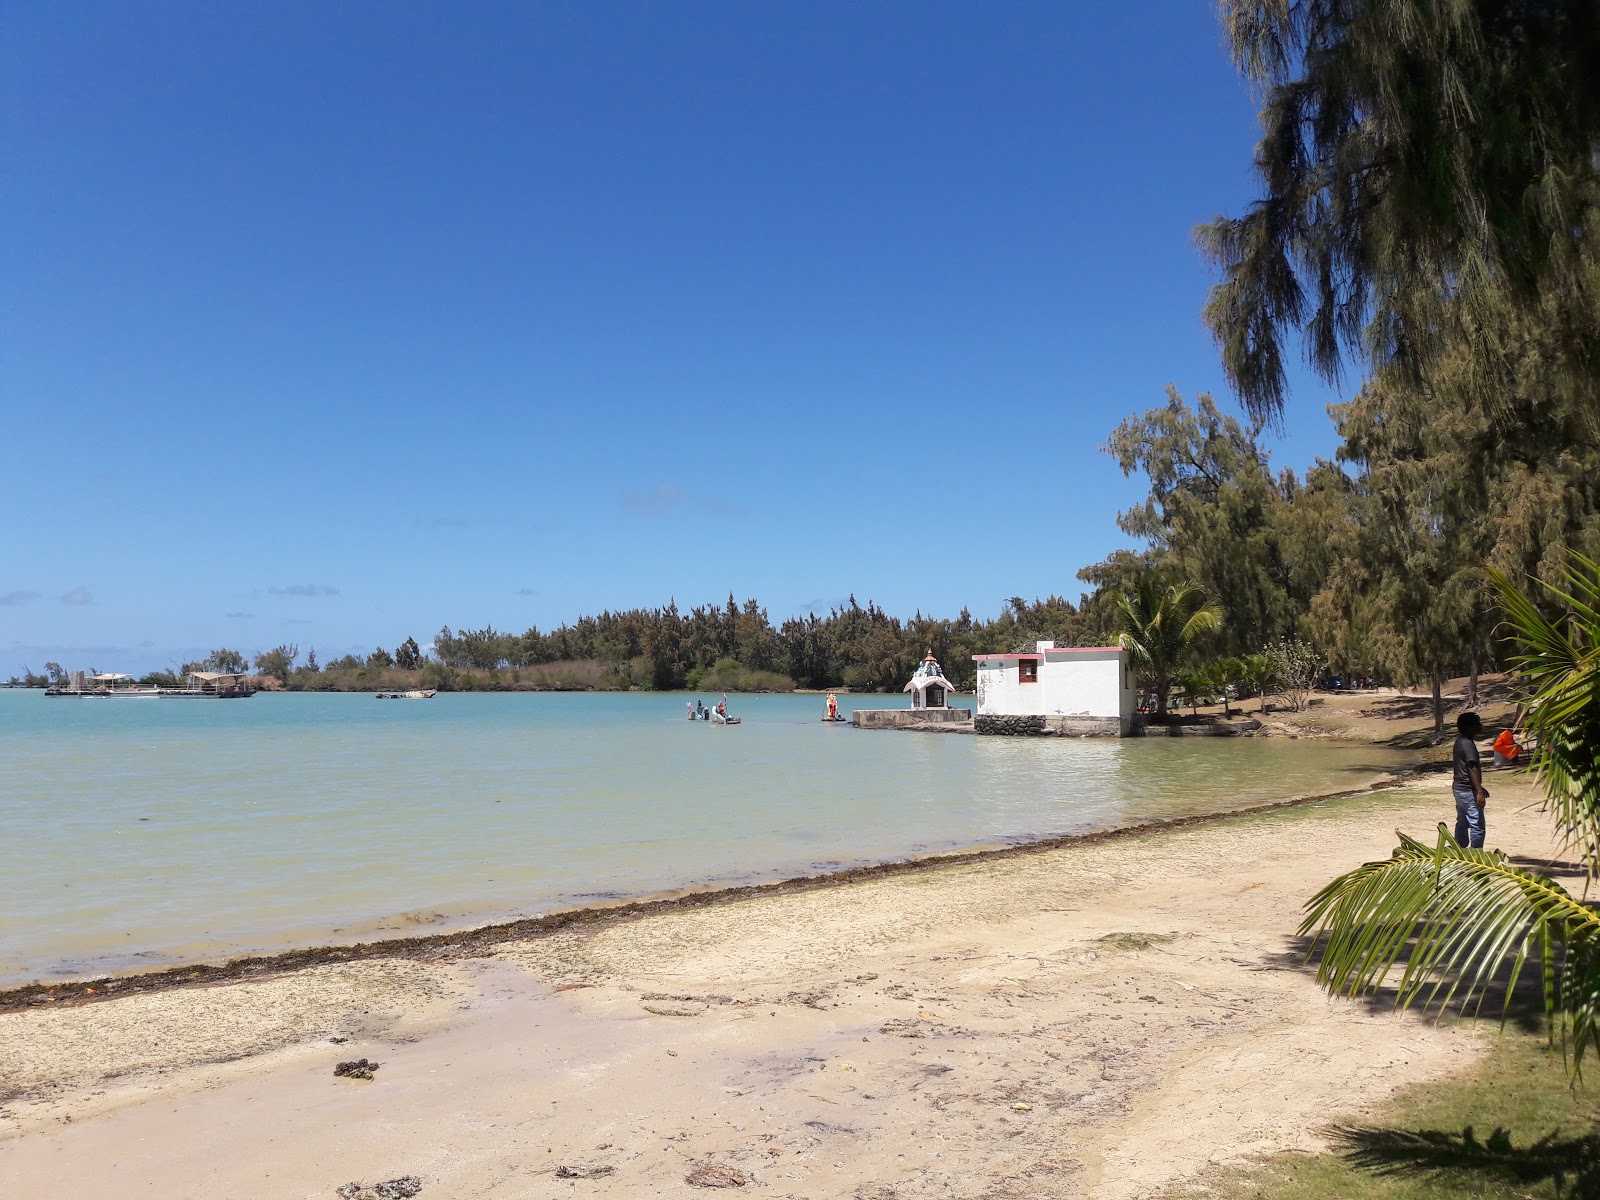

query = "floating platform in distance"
[[850, 708, 974, 733]]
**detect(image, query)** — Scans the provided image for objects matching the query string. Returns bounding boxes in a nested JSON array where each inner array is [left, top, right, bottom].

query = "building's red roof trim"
[[971, 646, 1123, 661]]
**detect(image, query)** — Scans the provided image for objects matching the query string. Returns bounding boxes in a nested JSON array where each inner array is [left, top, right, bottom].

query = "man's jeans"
[[1454, 786, 1485, 849]]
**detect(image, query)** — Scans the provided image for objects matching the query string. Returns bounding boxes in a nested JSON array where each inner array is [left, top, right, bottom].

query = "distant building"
[[851, 650, 972, 730], [971, 642, 1136, 737], [903, 651, 957, 709]]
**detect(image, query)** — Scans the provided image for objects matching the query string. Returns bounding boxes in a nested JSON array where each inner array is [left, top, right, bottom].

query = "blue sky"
[[2, 2, 1349, 676]]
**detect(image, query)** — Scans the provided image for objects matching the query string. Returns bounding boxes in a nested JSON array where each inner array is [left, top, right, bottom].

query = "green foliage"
[[1240, 653, 1277, 712], [1303, 827, 1600, 1076], [393, 637, 421, 671], [418, 661, 457, 692], [1112, 578, 1223, 719], [408, 591, 1117, 695], [1091, 389, 1376, 677], [1171, 669, 1210, 716], [253, 644, 299, 684], [1201, 0, 1600, 428], [1267, 637, 1323, 713], [367, 647, 394, 669], [1208, 657, 1245, 717], [1100, 387, 1320, 654], [1491, 555, 1600, 876], [684, 657, 795, 694]]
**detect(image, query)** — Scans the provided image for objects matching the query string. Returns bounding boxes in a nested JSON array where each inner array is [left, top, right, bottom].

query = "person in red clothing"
[[1492, 727, 1522, 766]]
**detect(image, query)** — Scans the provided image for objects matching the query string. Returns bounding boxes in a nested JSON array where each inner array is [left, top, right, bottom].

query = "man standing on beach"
[[1452, 711, 1488, 848]]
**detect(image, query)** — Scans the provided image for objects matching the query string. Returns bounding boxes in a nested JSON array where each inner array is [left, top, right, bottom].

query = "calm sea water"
[[0, 689, 1408, 986]]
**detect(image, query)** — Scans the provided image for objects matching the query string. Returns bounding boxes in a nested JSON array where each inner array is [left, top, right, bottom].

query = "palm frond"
[[1489, 560, 1600, 872], [1301, 826, 1600, 1072]]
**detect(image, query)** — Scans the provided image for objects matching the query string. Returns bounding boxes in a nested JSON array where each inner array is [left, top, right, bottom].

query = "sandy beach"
[[0, 760, 1561, 1200]]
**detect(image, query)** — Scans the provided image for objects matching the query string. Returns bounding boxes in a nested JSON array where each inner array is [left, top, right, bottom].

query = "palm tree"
[[1113, 579, 1223, 721], [1240, 653, 1276, 713], [1302, 554, 1600, 1075], [1173, 669, 1208, 717], [1209, 657, 1246, 718]]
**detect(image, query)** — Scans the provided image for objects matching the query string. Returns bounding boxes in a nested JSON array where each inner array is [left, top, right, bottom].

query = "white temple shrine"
[[850, 650, 972, 730], [903, 651, 957, 709]]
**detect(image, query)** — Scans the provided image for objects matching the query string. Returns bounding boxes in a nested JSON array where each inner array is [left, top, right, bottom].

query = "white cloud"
[[622, 483, 743, 519]]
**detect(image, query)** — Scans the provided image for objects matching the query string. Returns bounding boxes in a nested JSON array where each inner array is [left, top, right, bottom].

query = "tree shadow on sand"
[[1358, 686, 1521, 748], [1256, 850, 1596, 1037], [1330, 1122, 1600, 1198]]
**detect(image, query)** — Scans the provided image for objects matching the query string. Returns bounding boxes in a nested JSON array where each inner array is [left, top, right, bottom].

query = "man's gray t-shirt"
[[1452, 734, 1481, 791]]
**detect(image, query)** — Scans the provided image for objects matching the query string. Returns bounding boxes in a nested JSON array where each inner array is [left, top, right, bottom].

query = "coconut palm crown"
[[1112, 579, 1223, 720]]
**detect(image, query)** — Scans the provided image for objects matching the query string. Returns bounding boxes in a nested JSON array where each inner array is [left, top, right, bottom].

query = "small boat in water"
[[711, 709, 742, 725], [376, 689, 438, 700]]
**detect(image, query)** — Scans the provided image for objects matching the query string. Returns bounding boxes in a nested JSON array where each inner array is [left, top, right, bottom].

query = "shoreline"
[[0, 765, 1556, 1199], [0, 762, 1433, 1013]]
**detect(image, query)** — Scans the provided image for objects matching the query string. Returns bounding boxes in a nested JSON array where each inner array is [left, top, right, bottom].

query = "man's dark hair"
[[1457, 711, 1483, 736]]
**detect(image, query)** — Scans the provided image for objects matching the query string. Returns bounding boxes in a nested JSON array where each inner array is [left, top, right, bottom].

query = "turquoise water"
[[0, 689, 1407, 986]]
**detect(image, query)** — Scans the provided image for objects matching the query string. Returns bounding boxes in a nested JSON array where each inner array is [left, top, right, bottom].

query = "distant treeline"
[[195, 592, 1122, 694]]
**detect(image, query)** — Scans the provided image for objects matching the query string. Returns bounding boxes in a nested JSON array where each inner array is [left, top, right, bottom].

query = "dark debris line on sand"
[[555, 1164, 617, 1179], [685, 1161, 753, 1188], [333, 1058, 381, 1080], [335, 1177, 421, 1199], [0, 774, 1430, 1016]]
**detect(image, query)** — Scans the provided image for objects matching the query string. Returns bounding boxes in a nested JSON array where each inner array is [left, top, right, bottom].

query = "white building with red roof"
[[971, 641, 1135, 736]]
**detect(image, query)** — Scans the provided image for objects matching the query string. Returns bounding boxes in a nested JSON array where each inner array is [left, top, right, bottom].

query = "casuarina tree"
[[1200, 0, 1600, 428]]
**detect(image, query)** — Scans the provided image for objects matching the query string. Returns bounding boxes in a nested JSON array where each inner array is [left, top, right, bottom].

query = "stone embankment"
[[1143, 718, 1263, 737], [850, 708, 974, 732], [973, 715, 1263, 738], [974, 714, 1124, 737]]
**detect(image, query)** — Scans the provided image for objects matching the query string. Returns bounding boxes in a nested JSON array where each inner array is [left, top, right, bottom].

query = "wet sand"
[[0, 768, 1561, 1199]]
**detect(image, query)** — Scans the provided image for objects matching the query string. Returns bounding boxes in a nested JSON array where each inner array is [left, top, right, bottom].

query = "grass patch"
[[1173, 1028, 1600, 1199]]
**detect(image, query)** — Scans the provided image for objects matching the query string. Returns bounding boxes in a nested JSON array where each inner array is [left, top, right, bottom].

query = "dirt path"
[[0, 773, 1562, 1199]]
